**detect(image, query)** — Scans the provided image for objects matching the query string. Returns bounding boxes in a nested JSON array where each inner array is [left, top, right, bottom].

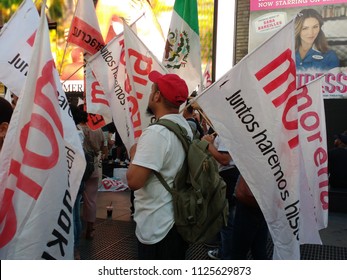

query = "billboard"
[[249, 0, 347, 98]]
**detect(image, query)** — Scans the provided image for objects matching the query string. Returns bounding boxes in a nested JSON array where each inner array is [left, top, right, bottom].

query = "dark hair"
[[0, 97, 13, 124], [70, 104, 88, 125], [185, 91, 198, 114]]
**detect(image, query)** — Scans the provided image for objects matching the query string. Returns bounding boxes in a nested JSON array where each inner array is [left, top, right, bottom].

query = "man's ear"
[[0, 122, 9, 138], [153, 91, 161, 102]]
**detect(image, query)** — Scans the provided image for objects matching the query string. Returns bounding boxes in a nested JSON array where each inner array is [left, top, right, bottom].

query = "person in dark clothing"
[[328, 132, 347, 190], [183, 92, 204, 139], [0, 97, 13, 152]]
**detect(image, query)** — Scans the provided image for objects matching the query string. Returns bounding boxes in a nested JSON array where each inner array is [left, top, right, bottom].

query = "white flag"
[[163, 0, 203, 94], [0, 2, 83, 259], [196, 20, 313, 260], [67, 0, 111, 129], [123, 21, 168, 140], [0, 0, 85, 201], [67, 0, 104, 55], [96, 0, 165, 60], [296, 77, 329, 244], [88, 33, 135, 153], [0, 0, 38, 96], [84, 64, 112, 124]]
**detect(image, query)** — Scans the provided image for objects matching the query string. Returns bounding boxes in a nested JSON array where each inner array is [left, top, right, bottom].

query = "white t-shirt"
[[214, 135, 235, 172], [132, 114, 193, 244]]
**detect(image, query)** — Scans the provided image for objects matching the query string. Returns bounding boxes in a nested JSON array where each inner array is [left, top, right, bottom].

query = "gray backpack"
[[152, 119, 228, 244]]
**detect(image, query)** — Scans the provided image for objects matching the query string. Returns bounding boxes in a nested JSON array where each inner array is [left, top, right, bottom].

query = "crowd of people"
[[1, 64, 346, 260], [0, 7, 345, 261], [125, 70, 271, 260]]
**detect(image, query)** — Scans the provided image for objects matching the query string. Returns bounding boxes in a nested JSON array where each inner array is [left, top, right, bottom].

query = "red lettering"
[[91, 81, 109, 106], [0, 59, 67, 249], [9, 159, 42, 200], [258, 51, 329, 213], [307, 131, 322, 143], [313, 147, 327, 167], [27, 31, 36, 47], [102, 179, 113, 190], [128, 49, 153, 77], [320, 191, 329, 210], [87, 113, 106, 130], [128, 96, 142, 139], [35, 61, 63, 137], [0, 189, 17, 248], [255, 49, 296, 108], [20, 114, 59, 169], [300, 111, 319, 132]]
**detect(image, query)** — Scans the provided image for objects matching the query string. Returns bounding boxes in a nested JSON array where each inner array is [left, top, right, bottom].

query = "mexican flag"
[[163, 0, 203, 95]]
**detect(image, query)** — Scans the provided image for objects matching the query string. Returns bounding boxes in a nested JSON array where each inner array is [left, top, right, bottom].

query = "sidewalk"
[[78, 190, 347, 260]]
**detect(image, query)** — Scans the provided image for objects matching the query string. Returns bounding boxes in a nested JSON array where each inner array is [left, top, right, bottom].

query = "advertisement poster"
[[249, 0, 347, 98]]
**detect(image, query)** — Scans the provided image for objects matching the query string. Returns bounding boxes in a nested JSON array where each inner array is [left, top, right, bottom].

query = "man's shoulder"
[[160, 114, 193, 139]]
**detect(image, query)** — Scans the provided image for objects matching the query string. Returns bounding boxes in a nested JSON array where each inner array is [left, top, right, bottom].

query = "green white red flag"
[[163, 0, 203, 95]]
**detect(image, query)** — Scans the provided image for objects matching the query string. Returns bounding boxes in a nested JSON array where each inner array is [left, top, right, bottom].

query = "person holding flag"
[[126, 70, 193, 260]]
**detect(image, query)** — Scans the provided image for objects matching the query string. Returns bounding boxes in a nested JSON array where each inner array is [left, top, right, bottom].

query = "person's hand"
[[202, 134, 215, 144], [101, 146, 108, 160]]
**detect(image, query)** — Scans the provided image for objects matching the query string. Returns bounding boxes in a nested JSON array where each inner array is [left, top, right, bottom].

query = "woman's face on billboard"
[[300, 17, 320, 47]]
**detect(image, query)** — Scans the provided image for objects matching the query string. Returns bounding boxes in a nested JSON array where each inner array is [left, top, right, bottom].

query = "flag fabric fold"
[[0, 1, 83, 259]]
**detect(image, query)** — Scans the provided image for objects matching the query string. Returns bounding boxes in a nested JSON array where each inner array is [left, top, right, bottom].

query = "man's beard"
[[146, 106, 154, 117]]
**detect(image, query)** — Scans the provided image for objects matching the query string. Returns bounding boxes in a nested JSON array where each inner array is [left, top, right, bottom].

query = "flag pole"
[[59, 0, 80, 76], [60, 63, 86, 85]]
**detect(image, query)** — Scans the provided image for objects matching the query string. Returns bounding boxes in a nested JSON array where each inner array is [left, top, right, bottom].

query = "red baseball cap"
[[148, 70, 188, 106]]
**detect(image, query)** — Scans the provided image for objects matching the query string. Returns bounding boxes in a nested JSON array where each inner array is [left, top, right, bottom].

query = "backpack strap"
[[151, 118, 191, 152], [149, 118, 191, 194]]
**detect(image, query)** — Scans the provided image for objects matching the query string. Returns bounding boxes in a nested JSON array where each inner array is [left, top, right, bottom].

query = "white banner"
[[84, 64, 112, 124], [296, 77, 329, 243], [66, 0, 111, 130], [88, 34, 135, 154], [0, 2, 82, 259], [196, 20, 319, 259], [67, 0, 104, 55], [123, 22, 168, 140], [0, 0, 85, 204], [0, 0, 38, 96]]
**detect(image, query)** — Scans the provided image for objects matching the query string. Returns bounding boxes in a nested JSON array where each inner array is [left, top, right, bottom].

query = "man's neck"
[[155, 108, 179, 119]]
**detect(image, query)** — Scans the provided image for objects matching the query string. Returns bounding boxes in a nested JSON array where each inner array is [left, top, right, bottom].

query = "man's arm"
[[202, 134, 232, 166], [126, 143, 153, 190]]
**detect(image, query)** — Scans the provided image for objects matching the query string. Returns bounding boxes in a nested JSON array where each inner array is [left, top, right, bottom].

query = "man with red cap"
[[127, 71, 193, 260]]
